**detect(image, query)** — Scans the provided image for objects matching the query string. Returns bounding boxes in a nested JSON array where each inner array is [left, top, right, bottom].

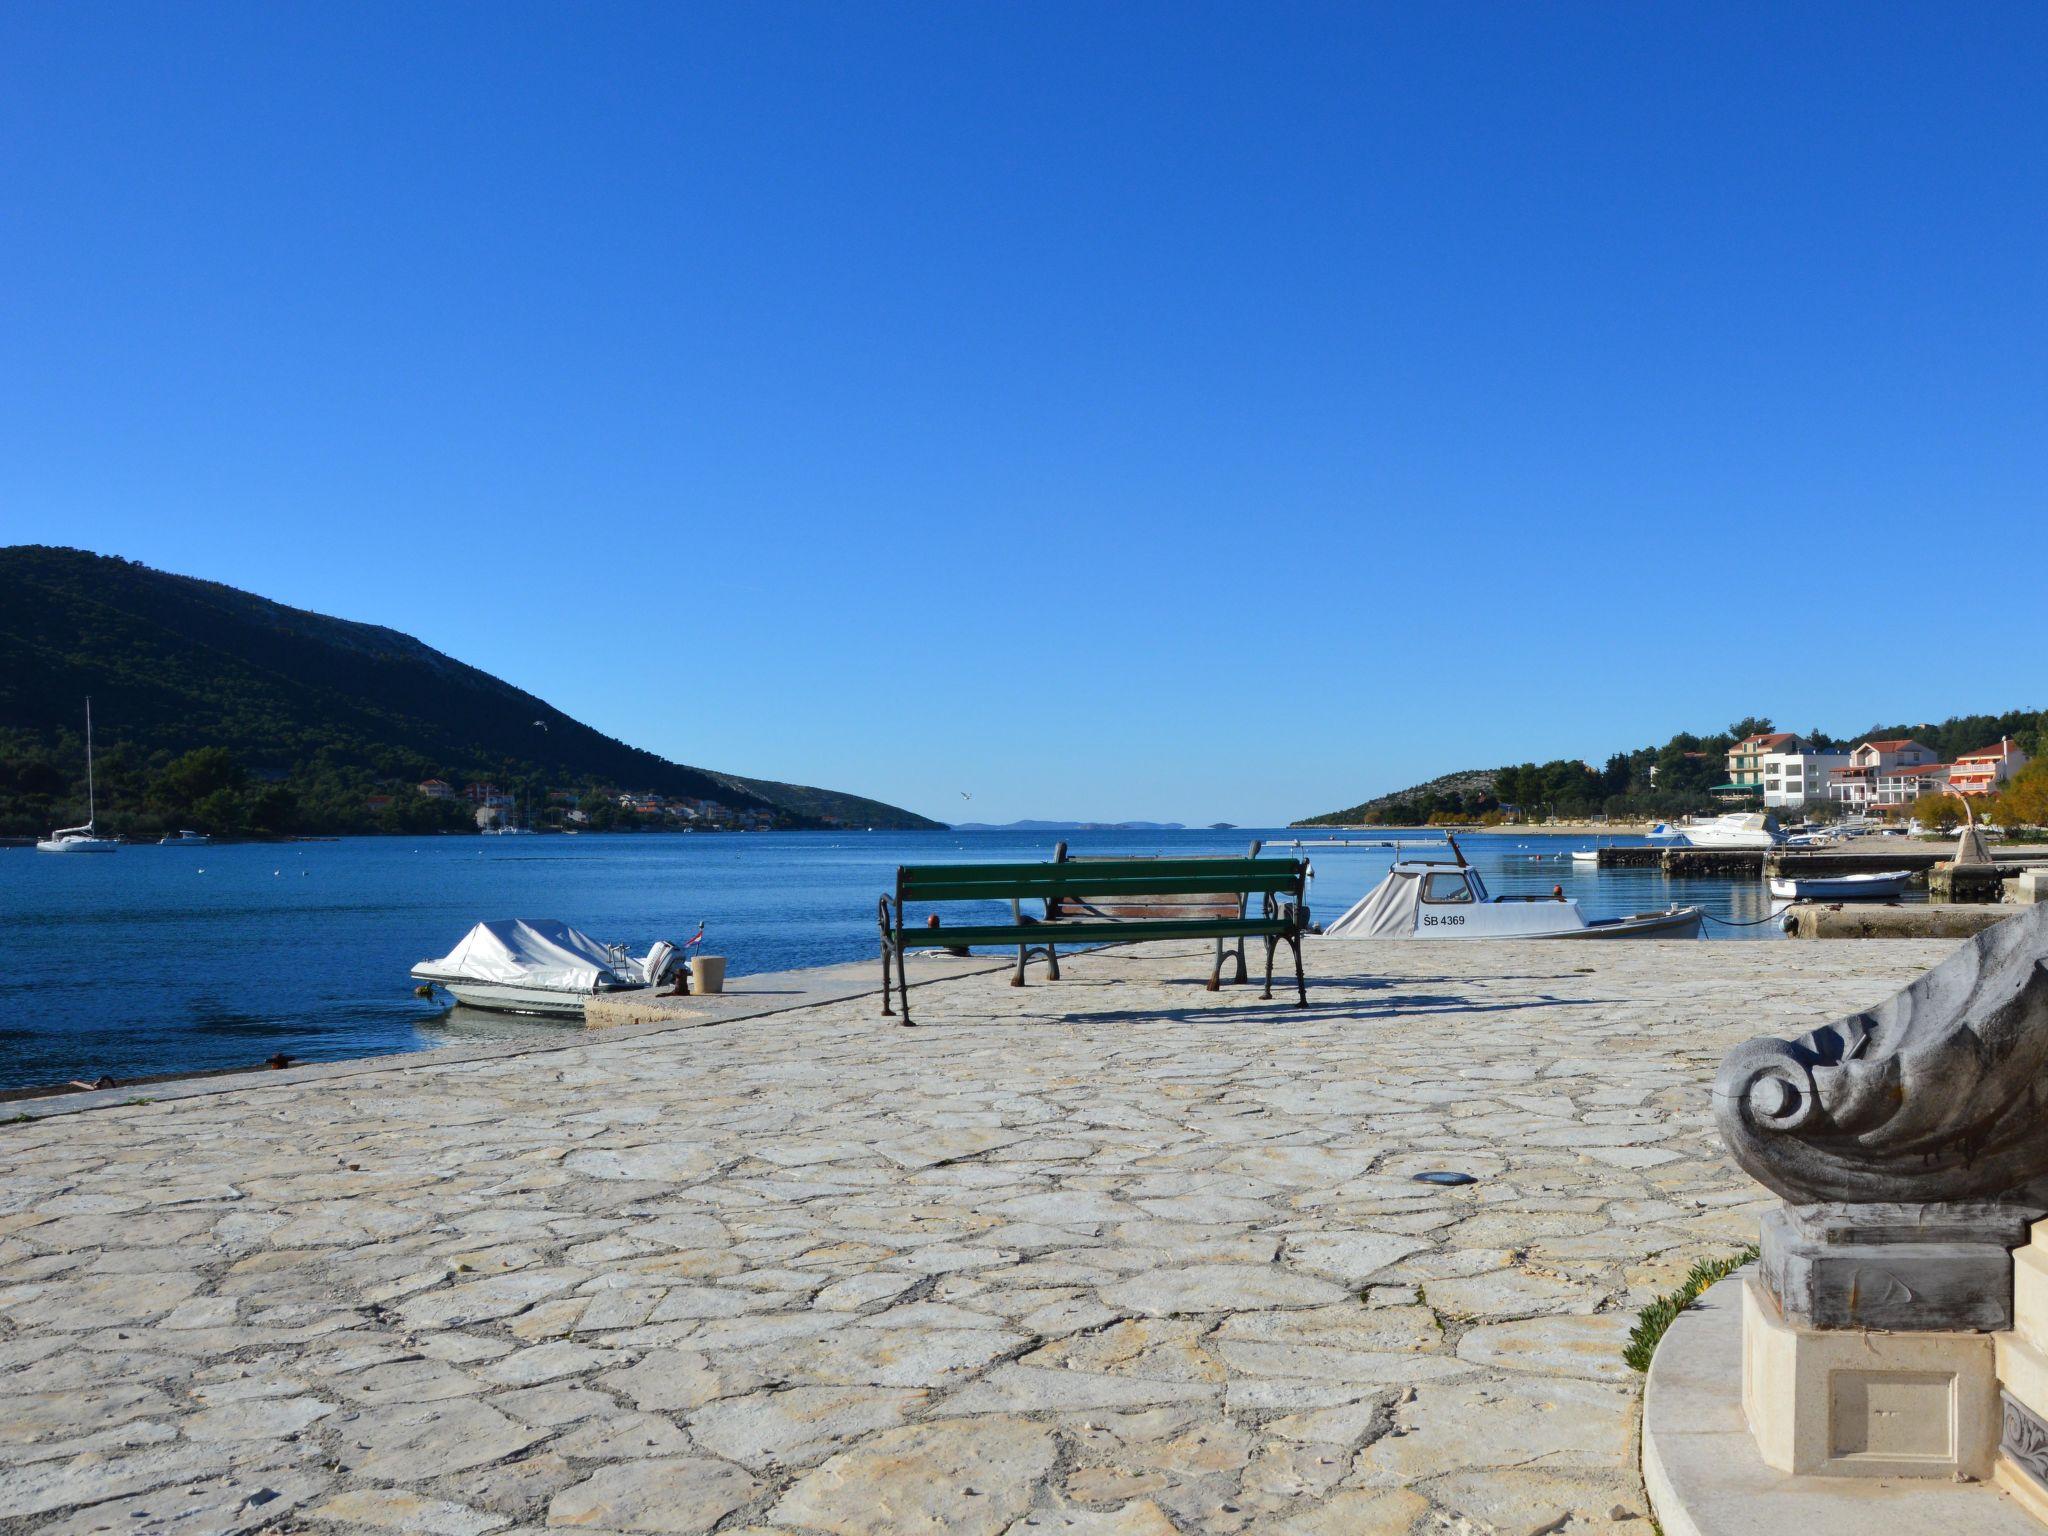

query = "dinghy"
[[1767, 869, 1915, 901], [1321, 840, 1702, 940], [411, 919, 687, 1017]]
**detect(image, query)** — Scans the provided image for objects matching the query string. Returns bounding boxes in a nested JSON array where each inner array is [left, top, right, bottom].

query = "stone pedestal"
[[1761, 1202, 2030, 1333], [2014, 869, 2048, 906], [1929, 860, 2008, 903], [1995, 1223, 2048, 1520], [1742, 1274, 1999, 1479]]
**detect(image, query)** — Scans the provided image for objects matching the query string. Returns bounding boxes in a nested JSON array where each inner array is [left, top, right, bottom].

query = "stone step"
[[2011, 1243, 2048, 1355], [1998, 1329, 2048, 1418]]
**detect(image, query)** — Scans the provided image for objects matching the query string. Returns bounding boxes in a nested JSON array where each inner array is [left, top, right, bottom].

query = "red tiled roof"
[[1956, 740, 2015, 763], [1861, 739, 1926, 752]]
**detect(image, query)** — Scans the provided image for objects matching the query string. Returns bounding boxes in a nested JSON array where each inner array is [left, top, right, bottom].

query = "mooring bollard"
[[691, 955, 726, 995]]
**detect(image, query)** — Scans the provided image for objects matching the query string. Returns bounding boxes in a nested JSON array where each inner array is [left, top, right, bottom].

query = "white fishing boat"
[[1569, 848, 1600, 864], [411, 919, 687, 1017], [1320, 843, 1703, 940], [158, 829, 211, 846], [36, 698, 120, 853], [1767, 869, 1916, 901], [1677, 811, 1784, 848]]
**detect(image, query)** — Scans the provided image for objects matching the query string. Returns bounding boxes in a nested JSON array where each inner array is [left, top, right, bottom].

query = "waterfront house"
[[417, 778, 454, 800], [1825, 739, 1940, 809], [1950, 737, 2030, 797]]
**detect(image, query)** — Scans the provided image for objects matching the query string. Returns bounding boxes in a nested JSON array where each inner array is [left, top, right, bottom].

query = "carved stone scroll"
[[1713, 903, 2048, 1207], [1713, 904, 2048, 1330]]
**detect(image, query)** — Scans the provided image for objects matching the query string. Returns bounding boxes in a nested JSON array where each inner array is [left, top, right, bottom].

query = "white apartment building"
[[1758, 748, 1852, 808]]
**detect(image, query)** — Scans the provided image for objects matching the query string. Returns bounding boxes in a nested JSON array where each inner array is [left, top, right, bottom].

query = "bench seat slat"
[[897, 918, 1290, 948]]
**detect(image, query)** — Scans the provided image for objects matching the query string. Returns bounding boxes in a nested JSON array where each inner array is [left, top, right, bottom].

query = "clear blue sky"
[[4, 5, 2043, 825]]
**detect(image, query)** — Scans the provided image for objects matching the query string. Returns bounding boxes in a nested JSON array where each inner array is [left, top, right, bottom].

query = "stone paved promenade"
[[0, 939, 1956, 1536]]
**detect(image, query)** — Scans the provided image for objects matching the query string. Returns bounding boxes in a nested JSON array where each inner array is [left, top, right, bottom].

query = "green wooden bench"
[[877, 853, 1311, 1024]]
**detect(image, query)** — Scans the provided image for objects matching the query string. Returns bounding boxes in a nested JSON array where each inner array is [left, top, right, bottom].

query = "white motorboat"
[[159, 829, 211, 846], [37, 698, 120, 853], [1768, 869, 1916, 901], [1677, 812, 1784, 849], [411, 919, 686, 1017], [1644, 822, 1684, 842], [1569, 849, 1600, 864], [1320, 845, 1703, 940]]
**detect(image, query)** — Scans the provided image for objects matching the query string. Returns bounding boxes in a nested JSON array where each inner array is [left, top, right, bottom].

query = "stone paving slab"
[[0, 937, 1958, 1535]]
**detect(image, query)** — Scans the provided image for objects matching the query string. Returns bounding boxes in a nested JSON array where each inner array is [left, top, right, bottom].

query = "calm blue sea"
[[0, 828, 1796, 1089]]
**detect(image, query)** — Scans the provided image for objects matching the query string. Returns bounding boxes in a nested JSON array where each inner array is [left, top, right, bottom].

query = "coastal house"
[[1829, 744, 1951, 808], [1758, 747, 1852, 809], [1950, 737, 2030, 797], [417, 778, 454, 800], [365, 794, 394, 812], [1716, 733, 1811, 802], [1726, 732, 1809, 791]]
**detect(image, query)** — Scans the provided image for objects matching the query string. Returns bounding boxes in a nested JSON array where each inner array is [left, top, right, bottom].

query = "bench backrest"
[[896, 856, 1306, 907]]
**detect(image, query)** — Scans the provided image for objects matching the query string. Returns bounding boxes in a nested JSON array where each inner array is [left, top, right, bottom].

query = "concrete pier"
[[0, 939, 1973, 1534]]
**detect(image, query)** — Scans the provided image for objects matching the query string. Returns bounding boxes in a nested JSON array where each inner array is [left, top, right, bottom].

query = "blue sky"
[[4, 5, 2043, 825]]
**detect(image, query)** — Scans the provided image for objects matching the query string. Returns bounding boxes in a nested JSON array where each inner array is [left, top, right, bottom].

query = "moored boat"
[[1678, 811, 1784, 848], [159, 829, 211, 845], [1767, 869, 1916, 901], [37, 698, 119, 853], [411, 919, 688, 1017], [1320, 841, 1703, 940]]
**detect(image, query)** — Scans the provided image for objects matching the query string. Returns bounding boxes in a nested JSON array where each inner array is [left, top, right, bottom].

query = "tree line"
[[1307, 710, 2048, 827]]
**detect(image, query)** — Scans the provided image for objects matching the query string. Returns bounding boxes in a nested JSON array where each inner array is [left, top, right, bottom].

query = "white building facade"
[[1759, 749, 1853, 809]]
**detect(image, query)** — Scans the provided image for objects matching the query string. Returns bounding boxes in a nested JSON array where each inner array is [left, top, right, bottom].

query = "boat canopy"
[[1324, 869, 1423, 937], [417, 919, 630, 995], [1322, 861, 1483, 938]]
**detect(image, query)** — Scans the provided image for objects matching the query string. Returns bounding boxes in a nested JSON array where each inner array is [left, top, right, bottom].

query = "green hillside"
[[0, 546, 942, 837]]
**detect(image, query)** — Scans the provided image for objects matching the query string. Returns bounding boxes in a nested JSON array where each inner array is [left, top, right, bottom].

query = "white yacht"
[[1677, 811, 1784, 848], [159, 829, 211, 846], [36, 699, 120, 853], [412, 919, 686, 1017], [1320, 843, 1702, 940]]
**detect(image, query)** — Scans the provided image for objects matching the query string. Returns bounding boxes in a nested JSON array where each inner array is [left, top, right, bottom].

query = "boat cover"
[[1322, 869, 1422, 938], [416, 919, 628, 994]]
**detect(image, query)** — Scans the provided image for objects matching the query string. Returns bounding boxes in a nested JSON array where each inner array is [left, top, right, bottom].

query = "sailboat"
[[37, 699, 120, 853]]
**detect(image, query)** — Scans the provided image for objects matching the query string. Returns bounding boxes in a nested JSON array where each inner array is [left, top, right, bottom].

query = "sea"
[[0, 828, 1822, 1090]]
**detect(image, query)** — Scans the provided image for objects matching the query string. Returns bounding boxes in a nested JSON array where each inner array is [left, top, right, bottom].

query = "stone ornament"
[[1713, 904, 2048, 1207], [2004, 1390, 2048, 1489]]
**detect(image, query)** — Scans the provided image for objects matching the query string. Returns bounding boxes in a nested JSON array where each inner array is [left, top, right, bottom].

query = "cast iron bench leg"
[[1290, 933, 1306, 1006], [1261, 934, 1277, 1001], [1207, 938, 1222, 992]]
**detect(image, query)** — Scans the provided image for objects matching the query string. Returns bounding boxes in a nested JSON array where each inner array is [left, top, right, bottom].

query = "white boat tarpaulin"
[[1322, 870, 1422, 938], [419, 919, 628, 994]]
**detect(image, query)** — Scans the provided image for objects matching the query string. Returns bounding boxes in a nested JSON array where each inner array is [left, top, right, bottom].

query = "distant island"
[[0, 546, 944, 838], [952, 819, 1189, 833]]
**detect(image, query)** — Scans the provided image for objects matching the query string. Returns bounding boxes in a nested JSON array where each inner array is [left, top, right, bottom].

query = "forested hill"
[[0, 546, 942, 835]]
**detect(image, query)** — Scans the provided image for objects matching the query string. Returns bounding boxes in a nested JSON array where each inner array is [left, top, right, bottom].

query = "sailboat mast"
[[85, 697, 96, 825]]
